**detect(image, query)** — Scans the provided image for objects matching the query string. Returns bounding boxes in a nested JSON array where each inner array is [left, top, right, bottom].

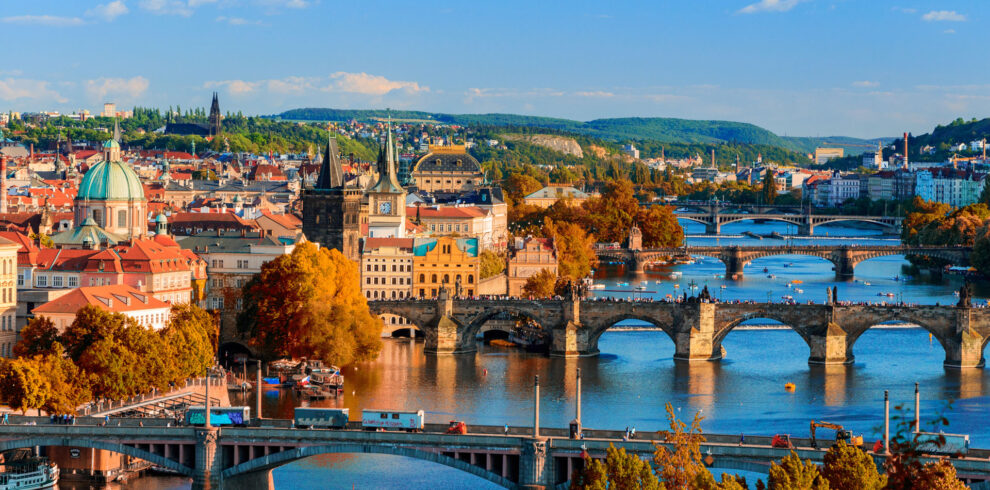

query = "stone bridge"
[[595, 245, 971, 278], [5, 420, 990, 489], [370, 295, 990, 368], [673, 209, 903, 236]]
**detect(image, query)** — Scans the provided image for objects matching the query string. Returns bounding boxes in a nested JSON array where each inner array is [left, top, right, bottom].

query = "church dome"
[[77, 159, 145, 202]]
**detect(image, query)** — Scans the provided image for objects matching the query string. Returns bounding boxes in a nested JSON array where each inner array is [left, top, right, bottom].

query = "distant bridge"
[[675, 211, 903, 236], [595, 245, 971, 278], [4, 418, 990, 489], [370, 294, 990, 368]]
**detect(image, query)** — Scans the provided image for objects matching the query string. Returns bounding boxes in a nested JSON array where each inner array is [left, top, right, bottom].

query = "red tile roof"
[[32, 284, 170, 315]]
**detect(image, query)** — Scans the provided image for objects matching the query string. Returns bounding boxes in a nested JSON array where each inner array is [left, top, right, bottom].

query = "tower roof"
[[315, 133, 343, 190], [77, 160, 145, 202], [369, 120, 403, 193]]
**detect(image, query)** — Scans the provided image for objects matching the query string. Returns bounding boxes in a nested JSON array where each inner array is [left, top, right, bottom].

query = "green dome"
[[77, 160, 145, 202], [103, 139, 120, 148]]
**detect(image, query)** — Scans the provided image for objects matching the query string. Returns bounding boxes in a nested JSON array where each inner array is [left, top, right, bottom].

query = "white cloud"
[[324, 72, 427, 95], [139, 0, 193, 16], [1, 15, 84, 26], [574, 91, 615, 98], [944, 28, 956, 34], [256, 0, 310, 9], [86, 1, 129, 22], [0, 78, 65, 102], [85, 76, 150, 101], [921, 10, 966, 22], [852, 80, 879, 88], [216, 16, 262, 25], [205, 79, 262, 94], [738, 0, 803, 14]]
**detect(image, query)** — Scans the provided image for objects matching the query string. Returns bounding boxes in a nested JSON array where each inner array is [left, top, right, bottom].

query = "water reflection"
[[807, 365, 853, 406]]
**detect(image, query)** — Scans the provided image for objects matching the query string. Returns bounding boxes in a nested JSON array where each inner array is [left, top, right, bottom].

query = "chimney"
[[29, 143, 34, 160], [903, 132, 909, 169], [0, 155, 6, 214]]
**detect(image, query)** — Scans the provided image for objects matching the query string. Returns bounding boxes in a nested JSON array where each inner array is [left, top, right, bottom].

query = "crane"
[[810, 420, 863, 448]]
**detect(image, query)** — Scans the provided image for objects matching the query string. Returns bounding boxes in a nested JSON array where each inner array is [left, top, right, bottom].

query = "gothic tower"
[[366, 120, 407, 238], [301, 131, 364, 261], [208, 92, 222, 138]]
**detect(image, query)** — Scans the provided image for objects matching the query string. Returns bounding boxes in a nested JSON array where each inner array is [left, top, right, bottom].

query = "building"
[[208, 92, 222, 138], [301, 136, 363, 261], [410, 145, 485, 193], [361, 237, 414, 301], [408, 205, 504, 250], [31, 284, 172, 332], [863, 172, 895, 201], [691, 166, 719, 182], [915, 168, 986, 208], [101, 103, 116, 118], [366, 126, 407, 238], [814, 148, 844, 165], [507, 236, 557, 297], [0, 236, 19, 357], [622, 144, 640, 159], [412, 237, 479, 298], [812, 171, 860, 207], [522, 185, 592, 209], [68, 131, 147, 240]]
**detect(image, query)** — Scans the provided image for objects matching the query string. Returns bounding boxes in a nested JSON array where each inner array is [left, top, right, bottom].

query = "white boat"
[[670, 272, 682, 279], [863, 282, 871, 286], [720, 285, 727, 289], [0, 459, 59, 490], [589, 284, 606, 290], [795, 288, 804, 294], [641, 281, 649, 285]]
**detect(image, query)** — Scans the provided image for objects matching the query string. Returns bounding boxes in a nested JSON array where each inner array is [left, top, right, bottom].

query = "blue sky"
[[1, 0, 986, 138]]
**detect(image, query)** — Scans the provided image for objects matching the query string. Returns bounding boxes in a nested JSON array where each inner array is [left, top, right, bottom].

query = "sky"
[[1, 0, 987, 138]]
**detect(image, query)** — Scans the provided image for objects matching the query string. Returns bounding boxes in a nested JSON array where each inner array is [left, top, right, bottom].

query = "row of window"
[[365, 277, 410, 285], [421, 179, 473, 185], [212, 277, 247, 288], [367, 290, 409, 299], [366, 264, 411, 273], [0, 315, 13, 332], [417, 273, 475, 284], [33, 275, 79, 288], [428, 223, 471, 232]]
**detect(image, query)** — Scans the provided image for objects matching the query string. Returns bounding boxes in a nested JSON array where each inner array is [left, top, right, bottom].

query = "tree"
[[571, 444, 662, 490], [14, 316, 61, 357], [765, 452, 829, 489], [819, 441, 886, 489], [29, 232, 53, 248], [78, 336, 142, 401], [61, 304, 129, 362], [36, 345, 92, 415], [652, 403, 709, 488], [522, 269, 557, 298], [162, 304, 216, 380], [239, 242, 383, 364], [545, 219, 598, 280], [480, 250, 506, 279], [0, 357, 50, 414], [761, 172, 778, 204], [582, 179, 641, 243], [638, 205, 685, 248]]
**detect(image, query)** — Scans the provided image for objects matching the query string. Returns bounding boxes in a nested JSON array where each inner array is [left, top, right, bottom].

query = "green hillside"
[[902, 117, 990, 159], [275, 108, 879, 154]]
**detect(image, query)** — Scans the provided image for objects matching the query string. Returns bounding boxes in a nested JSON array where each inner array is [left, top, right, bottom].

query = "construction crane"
[[810, 420, 863, 448]]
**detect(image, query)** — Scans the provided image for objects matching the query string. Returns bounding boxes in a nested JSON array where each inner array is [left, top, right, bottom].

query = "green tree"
[[522, 269, 557, 298], [571, 444, 662, 490], [0, 357, 51, 414], [239, 242, 383, 364], [761, 172, 778, 204], [765, 452, 829, 489], [480, 250, 506, 279], [13, 316, 62, 357], [819, 441, 886, 489]]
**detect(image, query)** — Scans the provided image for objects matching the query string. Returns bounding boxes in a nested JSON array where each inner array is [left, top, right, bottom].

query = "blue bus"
[[184, 406, 250, 426], [294, 408, 349, 429]]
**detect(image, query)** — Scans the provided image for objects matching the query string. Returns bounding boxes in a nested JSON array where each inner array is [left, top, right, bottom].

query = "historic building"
[[301, 136, 363, 261], [0, 236, 20, 358], [366, 126, 407, 238], [360, 237, 416, 335], [410, 145, 485, 193], [32, 284, 172, 332], [412, 236, 479, 299], [209, 92, 222, 138], [66, 132, 147, 240], [507, 236, 558, 296]]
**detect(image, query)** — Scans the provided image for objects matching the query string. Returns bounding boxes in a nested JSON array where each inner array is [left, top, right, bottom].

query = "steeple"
[[369, 117, 402, 193], [315, 128, 343, 189], [113, 118, 121, 143], [209, 92, 222, 138]]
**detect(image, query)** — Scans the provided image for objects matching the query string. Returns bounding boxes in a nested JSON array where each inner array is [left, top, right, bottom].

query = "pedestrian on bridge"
[[1, 413, 7, 425], [504, 424, 509, 436]]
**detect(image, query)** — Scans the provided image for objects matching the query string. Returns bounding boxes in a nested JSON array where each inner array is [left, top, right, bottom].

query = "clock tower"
[[366, 121, 407, 238]]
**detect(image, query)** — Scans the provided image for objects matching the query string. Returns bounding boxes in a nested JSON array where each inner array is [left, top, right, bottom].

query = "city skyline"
[[1, 0, 986, 138]]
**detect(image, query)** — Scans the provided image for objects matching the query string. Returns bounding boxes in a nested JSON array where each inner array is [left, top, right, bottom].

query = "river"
[[107, 221, 990, 489]]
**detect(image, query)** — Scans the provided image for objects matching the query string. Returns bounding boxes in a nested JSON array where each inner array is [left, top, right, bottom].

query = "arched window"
[[419, 274, 425, 282], [443, 274, 450, 283], [468, 275, 474, 284], [431, 274, 437, 283]]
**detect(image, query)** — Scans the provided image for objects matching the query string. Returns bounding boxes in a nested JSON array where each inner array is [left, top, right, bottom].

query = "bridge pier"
[[673, 303, 722, 361], [192, 428, 221, 490], [519, 438, 552, 489], [627, 252, 646, 275], [944, 309, 988, 368], [834, 249, 855, 280], [722, 247, 745, 280], [808, 322, 854, 365], [424, 287, 477, 356], [798, 223, 814, 236], [705, 221, 720, 235]]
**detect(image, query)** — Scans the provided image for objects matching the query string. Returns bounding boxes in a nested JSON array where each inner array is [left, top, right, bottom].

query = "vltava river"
[[119, 221, 990, 489]]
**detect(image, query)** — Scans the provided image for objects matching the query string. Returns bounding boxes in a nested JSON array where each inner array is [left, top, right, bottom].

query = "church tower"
[[366, 120, 407, 238], [208, 92, 222, 138], [301, 130, 364, 261]]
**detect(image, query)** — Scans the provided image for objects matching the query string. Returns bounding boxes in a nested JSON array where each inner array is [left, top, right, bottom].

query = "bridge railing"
[[76, 376, 225, 416]]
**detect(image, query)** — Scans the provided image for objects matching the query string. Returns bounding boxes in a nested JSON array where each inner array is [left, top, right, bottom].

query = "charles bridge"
[[595, 244, 972, 278], [4, 417, 990, 489], [369, 293, 990, 368]]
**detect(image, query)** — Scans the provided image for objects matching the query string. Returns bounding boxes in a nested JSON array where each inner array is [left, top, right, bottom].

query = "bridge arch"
[[220, 443, 515, 488], [718, 215, 803, 228], [713, 315, 814, 354], [585, 312, 679, 357], [811, 217, 896, 231], [464, 305, 548, 340], [0, 436, 193, 477]]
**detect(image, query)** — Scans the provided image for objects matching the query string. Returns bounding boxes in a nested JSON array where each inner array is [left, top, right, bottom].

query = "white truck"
[[361, 409, 425, 432]]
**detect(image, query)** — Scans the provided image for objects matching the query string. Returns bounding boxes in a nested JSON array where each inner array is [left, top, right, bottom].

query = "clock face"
[[378, 201, 392, 215]]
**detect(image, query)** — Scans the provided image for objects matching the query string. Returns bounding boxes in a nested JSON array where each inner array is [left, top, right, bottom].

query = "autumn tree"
[[162, 303, 216, 380], [652, 403, 710, 487], [14, 316, 62, 357], [522, 269, 557, 298], [239, 242, 383, 365], [819, 441, 886, 489], [0, 357, 50, 414], [480, 250, 506, 279], [544, 219, 598, 280], [761, 172, 777, 204], [582, 179, 641, 243], [764, 452, 829, 489], [639, 205, 684, 248], [571, 444, 662, 490], [36, 345, 92, 415]]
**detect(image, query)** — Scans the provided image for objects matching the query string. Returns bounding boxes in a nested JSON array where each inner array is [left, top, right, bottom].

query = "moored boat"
[[0, 458, 59, 490]]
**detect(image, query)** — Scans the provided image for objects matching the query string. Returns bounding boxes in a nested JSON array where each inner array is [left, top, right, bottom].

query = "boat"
[[762, 268, 769, 273], [886, 292, 895, 297], [767, 274, 776, 279], [795, 288, 803, 294], [655, 280, 663, 284], [791, 280, 803, 284], [589, 284, 606, 290], [674, 284, 680, 289], [769, 231, 784, 240], [720, 285, 727, 289], [0, 458, 59, 490], [641, 281, 649, 285], [635, 286, 647, 291], [863, 282, 871, 286], [670, 272, 682, 279]]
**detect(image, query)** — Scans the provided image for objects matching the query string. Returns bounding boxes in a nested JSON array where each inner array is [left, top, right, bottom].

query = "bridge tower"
[[192, 428, 222, 490], [550, 285, 583, 357]]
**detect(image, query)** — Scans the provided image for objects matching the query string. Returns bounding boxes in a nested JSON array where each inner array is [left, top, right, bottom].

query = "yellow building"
[[411, 145, 485, 193], [412, 237, 479, 298], [507, 236, 558, 296], [522, 185, 593, 209], [814, 147, 844, 165], [0, 237, 21, 357]]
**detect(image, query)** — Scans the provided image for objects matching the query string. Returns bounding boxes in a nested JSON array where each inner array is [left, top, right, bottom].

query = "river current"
[[108, 221, 990, 489]]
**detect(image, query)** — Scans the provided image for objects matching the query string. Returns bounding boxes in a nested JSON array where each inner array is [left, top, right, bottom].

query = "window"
[[50, 275, 61, 287], [68, 276, 78, 287], [36, 275, 47, 287], [419, 274, 425, 282], [468, 275, 474, 284], [118, 209, 128, 228], [16, 273, 23, 287], [431, 274, 437, 283]]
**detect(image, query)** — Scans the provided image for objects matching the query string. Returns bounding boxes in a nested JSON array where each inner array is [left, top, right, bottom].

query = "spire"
[[315, 127, 343, 189], [369, 116, 403, 193], [113, 118, 121, 143]]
